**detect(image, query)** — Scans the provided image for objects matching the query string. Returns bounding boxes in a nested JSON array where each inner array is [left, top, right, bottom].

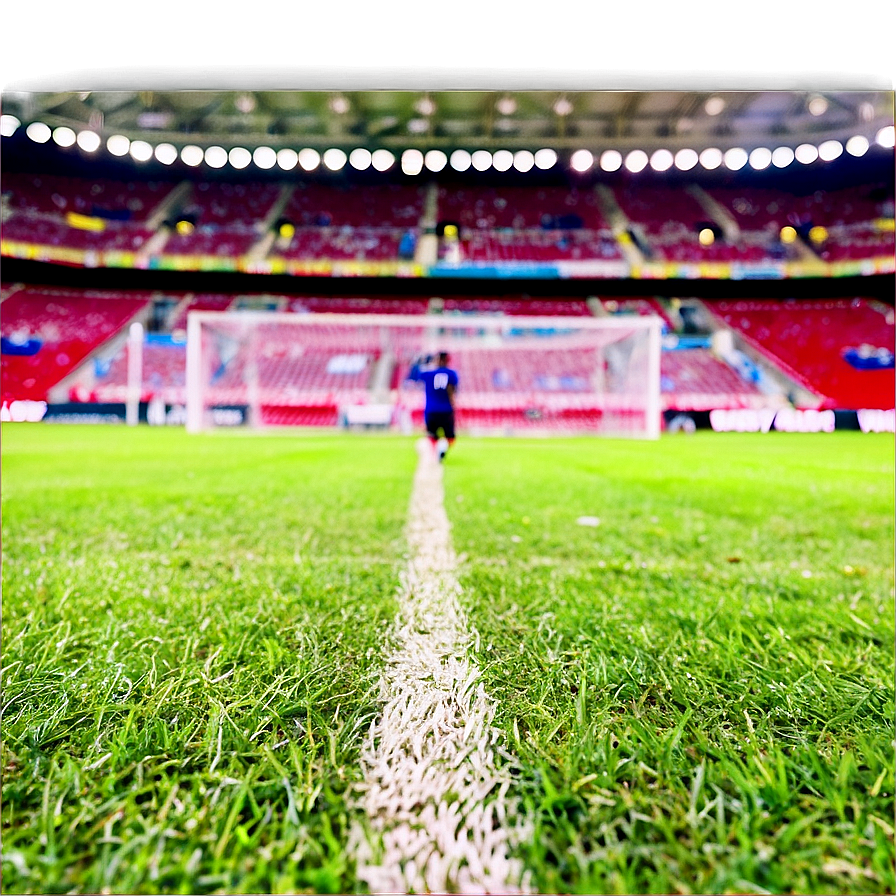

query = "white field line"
[[351, 439, 532, 895]]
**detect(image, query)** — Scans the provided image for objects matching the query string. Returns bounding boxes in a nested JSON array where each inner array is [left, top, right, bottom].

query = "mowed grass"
[[2, 425, 894, 896], [445, 432, 895, 895], [1, 425, 417, 895]]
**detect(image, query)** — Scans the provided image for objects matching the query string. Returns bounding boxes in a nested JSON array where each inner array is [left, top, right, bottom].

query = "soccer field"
[[2, 424, 893, 895]]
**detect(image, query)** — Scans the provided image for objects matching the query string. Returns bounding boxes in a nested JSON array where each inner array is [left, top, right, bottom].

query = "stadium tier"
[[707, 298, 895, 410]]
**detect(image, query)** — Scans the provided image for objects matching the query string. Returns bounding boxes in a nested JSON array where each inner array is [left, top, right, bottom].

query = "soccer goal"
[[186, 311, 662, 438]]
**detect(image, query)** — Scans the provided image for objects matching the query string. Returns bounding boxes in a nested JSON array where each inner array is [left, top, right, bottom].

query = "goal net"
[[186, 311, 662, 438]]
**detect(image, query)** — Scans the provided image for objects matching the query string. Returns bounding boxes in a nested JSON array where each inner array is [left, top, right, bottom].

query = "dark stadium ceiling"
[[2, 89, 894, 154]]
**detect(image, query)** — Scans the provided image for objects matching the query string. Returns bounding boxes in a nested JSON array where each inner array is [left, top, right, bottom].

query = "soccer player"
[[407, 351, 459, 461]]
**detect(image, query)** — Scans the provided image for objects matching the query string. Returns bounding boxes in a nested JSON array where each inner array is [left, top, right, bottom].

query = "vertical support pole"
[[186, 312, 203, 433], [646, 319, 662, 440], [126, 321, 143, 427]]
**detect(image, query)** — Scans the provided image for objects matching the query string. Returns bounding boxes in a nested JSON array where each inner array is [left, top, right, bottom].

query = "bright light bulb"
[[253, 146, 276, 169], [204, 146, 227, 168], [129, 140, 153, 162], [600, 150, 622, 172], [1, 114, 21, 137], [772, 146, 795, 168], [808, 95, 828, 116], [26, 122, 51, 143], [534, 148, 557, 169], [845, 135, 869, 157], [624, 150, 648, 173], [229, 147, 251, 169], [371, 149, 394, 171], [425, 150, 447, 172], [704, 96, 725, 116], [818, 140, 843, 161], [513, 150, 534, 172], [492, 149, 513, 171], [323, 148, 347, 171], [181, 144, 203, 166], [699, 147, 722, 170], [77, 131, 101, 152], [471, 150, 492, 171], [154, 142, 177, 164], [749, 147, 772, 170], [52, 126, 76, 147], [401, 149, 424, 175], [724, 147, 748, 170], [297, 148, 319, 171], [780, 226, 797, 244], [571, 149, 594, 172], [450, 149, 472, 171], [698, 228, 715, 246], [350, 148, 372, 170], [876, 125, 895, 148], [795, 143, 819, 164], [650, 149, 673, 171], [278, 148, 299, 170], [674, 148, 698, 171]]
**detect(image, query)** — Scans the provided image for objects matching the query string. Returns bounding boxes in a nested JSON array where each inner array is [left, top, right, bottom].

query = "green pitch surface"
[[2, 425, 894, 895]]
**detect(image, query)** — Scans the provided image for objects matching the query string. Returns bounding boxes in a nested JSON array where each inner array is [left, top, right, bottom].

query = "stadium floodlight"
[[649, 149, 673, 172], [1, 114, 21, 137], [553, 96, 573, 116], [845, 135, 869, 157], [425, 149, 448, 172], [534, 148, 557, 169], [77, 130, 101, 152], [297, 148, 319, 171], [154, 142, 177, 164], [414, 96, 436, 116], [513, 150, 534, 172], [699, 147, 722, 169], [698, 228, 715, 246], [107, 134, 131, 156], [253, 146, 277, 169], [624, 150, 648, 173], [323, 148, 347, 171], [780, 225, 797, 244], [471, 150, 492, 171], [808, 94, 828, 116], [704, 96, 725, 116], [571, 149, 594, 172], [876, 125, 895, 148], [371, 149, 395, 171], [401, 149, 424, 175], [749, 147, 772, 170], [186, 311, 663, 439], [600, 150, 622, 172], [450, 149, 472, 171], [26, 122, 51, 143], [181, 144, 203, 166], [772, 146, 795, 168], [795, 143, 819, 164], [493, 149, 513, 171], [350, 148, 372, 170], [818, 139, 843, 161], [129, 140, 153, 162], [496, 96, 517, 116], [52, 126, 76, 147], [204, 146, 227, 168], [229, 147, 252, 169], [674, 148, 698, 171], [277, 148, 299, 170], [723, 147, 748, 170]]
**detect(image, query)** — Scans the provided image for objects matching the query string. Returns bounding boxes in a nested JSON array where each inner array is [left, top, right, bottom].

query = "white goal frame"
[[186, 310, 662, 438]]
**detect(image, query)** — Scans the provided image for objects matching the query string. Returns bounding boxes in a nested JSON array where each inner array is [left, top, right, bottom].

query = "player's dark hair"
[[438, 351, 450, 365]]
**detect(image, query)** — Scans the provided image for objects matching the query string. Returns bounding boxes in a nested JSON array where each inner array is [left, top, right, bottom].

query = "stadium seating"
[[280, 183, 424, 227], [660, 347, 763, 410], [707, 298, 895, 409], [438, 296, 593, 316], [1, 286, 151, 401], [275, 227, 408, 261]]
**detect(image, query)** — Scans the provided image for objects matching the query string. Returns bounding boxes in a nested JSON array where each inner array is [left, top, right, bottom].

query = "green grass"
[[1, 426, 417, 895], [445, 433, 895, 895], [2, 425, 894, 895]]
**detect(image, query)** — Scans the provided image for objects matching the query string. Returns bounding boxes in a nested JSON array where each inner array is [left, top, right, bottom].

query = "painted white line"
[[351, 439, 531, 895]]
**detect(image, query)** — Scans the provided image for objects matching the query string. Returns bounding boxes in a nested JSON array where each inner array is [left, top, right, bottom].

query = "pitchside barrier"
[[184, 312, 663, 439]]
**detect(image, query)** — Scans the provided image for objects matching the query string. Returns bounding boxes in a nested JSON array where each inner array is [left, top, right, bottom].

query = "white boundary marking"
[[351, 439, 531, 894]]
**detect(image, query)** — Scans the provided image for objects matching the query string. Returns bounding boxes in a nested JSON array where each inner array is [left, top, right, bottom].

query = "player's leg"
[[438, 413, 456, 461], [424, 413, 439, 454]]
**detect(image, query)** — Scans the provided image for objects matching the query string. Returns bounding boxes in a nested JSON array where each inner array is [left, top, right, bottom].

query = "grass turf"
[[445, 432, 895, 895], [2, 425, 894, 895], [1, 425, 416, 895]]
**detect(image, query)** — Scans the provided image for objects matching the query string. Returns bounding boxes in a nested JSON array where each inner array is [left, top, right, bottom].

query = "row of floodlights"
[[3, 116, 895, 174]]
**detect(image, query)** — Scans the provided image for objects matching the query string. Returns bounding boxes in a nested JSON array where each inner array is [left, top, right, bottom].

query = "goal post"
[[185, 310, 662, 438]]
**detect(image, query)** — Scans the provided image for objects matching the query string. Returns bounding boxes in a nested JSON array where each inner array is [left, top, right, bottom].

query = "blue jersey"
[[409, 364, 458, 413]]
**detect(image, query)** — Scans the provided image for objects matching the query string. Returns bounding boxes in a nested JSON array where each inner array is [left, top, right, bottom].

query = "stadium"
[[1, 82, 894, 896]]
